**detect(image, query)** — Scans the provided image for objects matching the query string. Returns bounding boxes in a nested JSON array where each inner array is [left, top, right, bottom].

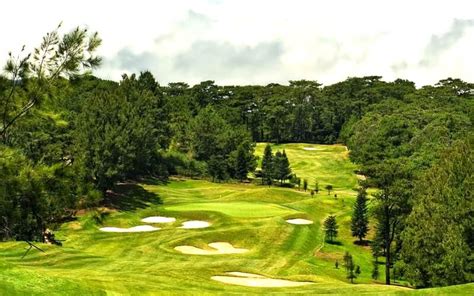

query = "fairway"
[[0, 143, 471, 295], [165, 201, 298, 218], [255, 143, 359, 196]]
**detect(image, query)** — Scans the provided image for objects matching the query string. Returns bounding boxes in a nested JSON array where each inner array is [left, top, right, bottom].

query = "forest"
[[0, 26, 473, 290]]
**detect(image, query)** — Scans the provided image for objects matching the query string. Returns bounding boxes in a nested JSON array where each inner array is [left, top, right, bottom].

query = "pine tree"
[[343, 251, 357, 283], [208, 155, 228, 182], [280, 150, 291, 184], [324, 215, 339, 243], [325, 184, 333, 195], [261, 144, 273, 185], [351, 187, 369, 243], [314, 180, 319, 194], [235, 144, 248, 181], [273, 150, 291, 185], [372, 261, 380, 280]]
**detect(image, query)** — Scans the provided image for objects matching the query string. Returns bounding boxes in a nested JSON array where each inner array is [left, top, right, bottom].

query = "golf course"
[[1, 143, 472, 295]]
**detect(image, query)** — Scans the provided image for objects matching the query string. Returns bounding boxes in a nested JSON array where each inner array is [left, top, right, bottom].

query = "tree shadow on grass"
[[103, 183, 162, 211], [353, 239, 371, 246], [325, 240, 343, 246], [139, 177, 169, 186]]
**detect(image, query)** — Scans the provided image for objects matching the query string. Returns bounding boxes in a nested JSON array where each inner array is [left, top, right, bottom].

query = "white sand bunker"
[[303, 147, 317, 151], [99, 225, 160, 232], [211, 272, 313, 287], [286, 218, 313, 225], [175, 242, 248, 255], [141, 216, 176, 223], [179, 220, 211, 229]]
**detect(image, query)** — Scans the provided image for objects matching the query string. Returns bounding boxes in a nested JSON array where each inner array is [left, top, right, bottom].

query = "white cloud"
[[1, 0, 473, 86]]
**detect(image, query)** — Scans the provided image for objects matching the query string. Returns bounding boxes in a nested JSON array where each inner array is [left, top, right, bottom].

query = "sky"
[[1, 0, 474, 86]]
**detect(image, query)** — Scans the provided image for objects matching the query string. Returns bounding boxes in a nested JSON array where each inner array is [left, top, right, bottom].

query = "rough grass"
[[1, 143, 471, 295]]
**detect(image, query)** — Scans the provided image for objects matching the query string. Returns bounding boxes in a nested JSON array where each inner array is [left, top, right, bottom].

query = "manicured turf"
[[255, 143, 359, 196], [1, 144, 471, 295], [165, 201, 298, 218]]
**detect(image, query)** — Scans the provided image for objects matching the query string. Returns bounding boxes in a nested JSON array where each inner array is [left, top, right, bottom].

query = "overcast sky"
[[1, 0, 474, 86]]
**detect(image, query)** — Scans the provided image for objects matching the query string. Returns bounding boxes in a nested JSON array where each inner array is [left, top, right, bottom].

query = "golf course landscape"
[[1, 143, 472, 295]]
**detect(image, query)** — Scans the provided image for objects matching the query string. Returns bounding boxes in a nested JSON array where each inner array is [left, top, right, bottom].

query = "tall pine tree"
[[235, 144, 249, 181], [324, 215, 339, 243], [261, 144, 273, 185], [273, 150, 291, 185], [351, 187, 369, 243]]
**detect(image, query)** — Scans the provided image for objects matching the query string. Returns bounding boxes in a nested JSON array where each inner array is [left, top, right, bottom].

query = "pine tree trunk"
[[385, 205, 391, 285]]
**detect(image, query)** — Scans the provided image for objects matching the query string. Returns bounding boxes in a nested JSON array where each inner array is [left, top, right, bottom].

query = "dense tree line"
[[344, 78, 473, 286], [1, 27, 473, 289]]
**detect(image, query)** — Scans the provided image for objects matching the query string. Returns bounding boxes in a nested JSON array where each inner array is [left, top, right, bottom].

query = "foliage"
[[261, 144, 274, 185], [273, 150, 291, 185], [1, 24, 101, 142], [401, 137, 474, 287], [73, 73, 165, 192], [351, 187, 369, 242], [372, 261, 380, 280], [343, 251, 358, 283], [325, 184, 333, 195], [324, 215, 339, 243], [0, 146, 98, 241]]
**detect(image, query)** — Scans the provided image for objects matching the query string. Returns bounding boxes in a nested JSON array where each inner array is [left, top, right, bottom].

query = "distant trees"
[[273, 150, 291, 185], [261, 144, 274, 184], [351, 187, 369, 243], [259, 145, 292, 186], [314, 181, 319, 194], [343, 252, 359, 283], [233, 142, 256, 181], [208, 155, 228, 182], [189, 106, 227, 161], [372, 261, 380, 280], [325, 184, 333, 195], [303, 179, 308, 191], [188, 106, 256, 182], [324, 215, 338, 243]]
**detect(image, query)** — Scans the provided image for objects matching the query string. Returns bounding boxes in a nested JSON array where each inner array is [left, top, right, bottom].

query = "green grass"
[[165, 201, 298, 218], [255, 143, 359, 196], [1, 143, 471, 295]]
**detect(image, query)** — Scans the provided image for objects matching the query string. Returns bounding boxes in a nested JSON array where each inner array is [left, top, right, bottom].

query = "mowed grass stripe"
[[164, 201, 298, 218]]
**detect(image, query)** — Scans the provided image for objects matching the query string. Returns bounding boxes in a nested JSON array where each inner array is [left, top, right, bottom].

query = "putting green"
[[165, 201, 298, 218]]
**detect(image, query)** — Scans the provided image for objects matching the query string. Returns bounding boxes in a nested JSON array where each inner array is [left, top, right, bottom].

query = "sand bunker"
[[99, 225, 160, 232], [286, 218, 313, 225], [211, 272, 313, 287], [180, 220, 211, 229], [303, 147, 317, 151], [141, 216, 176, 223], [175, 242, 248, 255]]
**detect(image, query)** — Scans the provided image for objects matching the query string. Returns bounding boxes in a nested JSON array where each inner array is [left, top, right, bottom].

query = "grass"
[[164, 201, 298, 218], [255, 143, 359, 196], [1, 143, 472, 295]]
